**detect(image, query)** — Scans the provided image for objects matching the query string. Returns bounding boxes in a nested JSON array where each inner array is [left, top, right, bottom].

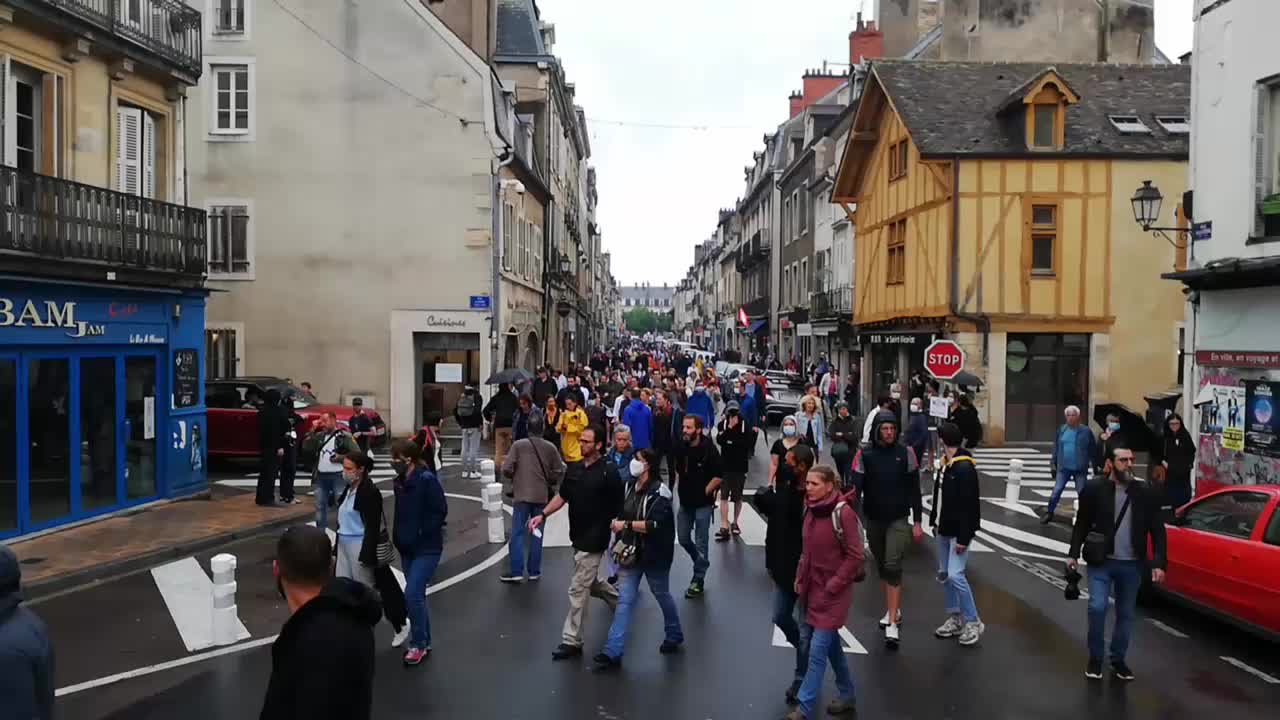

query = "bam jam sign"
[[0, 297, 105, 338], [924, 339, 966, 380]]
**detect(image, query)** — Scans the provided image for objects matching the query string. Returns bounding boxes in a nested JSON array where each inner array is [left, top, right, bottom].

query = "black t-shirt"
[[558, 458, 624, 553], [676, 438, 722, 509], [348, 413, 374, 451]]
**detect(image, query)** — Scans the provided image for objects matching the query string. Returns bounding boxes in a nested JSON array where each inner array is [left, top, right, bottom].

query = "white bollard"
[[1004, 458, 1024, 504], [480, 458, 496, 485], [482, 482, 505, 544], [210, 553, 239, 647]]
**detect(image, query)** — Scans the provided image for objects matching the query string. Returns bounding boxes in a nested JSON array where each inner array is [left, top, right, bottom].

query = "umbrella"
[[485, 368, 534, 386], [1093, 402, 1156, 453], [952, 370, 984, 388]]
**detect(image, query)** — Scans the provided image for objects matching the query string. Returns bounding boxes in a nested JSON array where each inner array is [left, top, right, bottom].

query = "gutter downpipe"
[[493, 149, 515, 381], [948, 157, 990, 363]]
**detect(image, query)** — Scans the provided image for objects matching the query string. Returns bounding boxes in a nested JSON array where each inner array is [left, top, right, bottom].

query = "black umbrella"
[[952, 370, 984, 388], [1093, 402, 1156, 453], [485, 368, 534, 385]]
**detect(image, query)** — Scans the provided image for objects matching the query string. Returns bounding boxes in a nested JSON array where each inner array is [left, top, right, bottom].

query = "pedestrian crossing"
[[214, 463, 456, 489], [151, 557, 252, 652]]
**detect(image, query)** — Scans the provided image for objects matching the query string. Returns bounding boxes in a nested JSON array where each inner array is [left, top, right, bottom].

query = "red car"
[[205, 377, 386, 459], [1156, 485, 1280, 641]]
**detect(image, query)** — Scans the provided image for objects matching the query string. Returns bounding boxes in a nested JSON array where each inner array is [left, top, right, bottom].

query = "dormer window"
[[1004, 69, 1079, 152], [1032, 105, 1057, 148]]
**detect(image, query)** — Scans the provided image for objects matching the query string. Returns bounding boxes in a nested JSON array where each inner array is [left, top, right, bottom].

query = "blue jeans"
[[677, 504, 713, 583], [936, 536, 980, 623], [509, 501, 545, 577], [404, 551, 442, 650], [772, 587, 811, 686], [461, 428, 481, 474], [602, 566, 683, 659], [797, 627, 855, 716], [313, 472, 341, 529], [1087, 559, 1141, 662], [1046, 468, 1087, 514]]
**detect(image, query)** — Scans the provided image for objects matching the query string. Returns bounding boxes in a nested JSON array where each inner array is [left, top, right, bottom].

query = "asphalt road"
[[31, 437, 1280, 719]]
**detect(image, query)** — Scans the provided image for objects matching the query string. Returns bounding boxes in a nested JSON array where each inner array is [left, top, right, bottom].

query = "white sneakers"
[[884, 622, 900, 648], [934, 614, 964, 638], [392, 622, 411, 648], [878, 609, 903, 628], [958, 621, 985, 647], [935, 615, 984, 646]]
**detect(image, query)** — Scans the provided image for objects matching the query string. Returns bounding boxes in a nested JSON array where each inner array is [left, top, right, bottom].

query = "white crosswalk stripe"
[[151, 558, 251, 653]]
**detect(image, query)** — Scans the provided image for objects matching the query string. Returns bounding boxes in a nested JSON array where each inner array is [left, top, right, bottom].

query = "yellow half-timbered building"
[[833, 61, 1191, 444]]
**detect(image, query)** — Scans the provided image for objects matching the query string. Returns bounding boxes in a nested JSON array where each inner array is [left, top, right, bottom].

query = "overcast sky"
[[537, 0, 1194, 287]]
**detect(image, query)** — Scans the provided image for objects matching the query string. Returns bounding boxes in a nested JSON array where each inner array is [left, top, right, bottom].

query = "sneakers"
[[1085, 657, 1104, 680], [884, 623, 900, 649], [934, 614, 964, 639], [879, 609, 903, 628], [685, 580, 704, 599], [826, 698, 857, 716], [715, 527, 731, 542], [402, 647, 429, 666], [958, 620, 985, 647], [498, 574, 524, 584], [1112, 660, 1136, 681], [391, 622, 411, 648], [591, 652, 622, 673], [551, 643, 583, 661], [1039, 511, 1053, 525], [528, 573, 541, 581], [659, 640, 682, 655], [784, 680, 802, 706], [731, 522, 742, 536]]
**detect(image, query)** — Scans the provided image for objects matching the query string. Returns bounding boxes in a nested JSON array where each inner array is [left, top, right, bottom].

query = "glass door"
[[124, 355, 159, 500], [27, 356, 72, 527], [79, 356, 120, 512], [0, 355, 16, 538]]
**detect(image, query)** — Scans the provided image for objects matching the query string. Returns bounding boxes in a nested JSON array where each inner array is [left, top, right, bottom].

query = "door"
[[123, 355, 159, 500], [25, 355, 72, 528], [78, 356, 120, 512], [1170, 491, 1270, 619], [1220, 493, 1280, 631], [1006, 334, 1089, 441], [0, 354, 16, 538]]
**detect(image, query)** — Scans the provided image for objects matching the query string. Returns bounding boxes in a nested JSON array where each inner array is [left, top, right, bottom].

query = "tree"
[[623, 307, 672, 334]]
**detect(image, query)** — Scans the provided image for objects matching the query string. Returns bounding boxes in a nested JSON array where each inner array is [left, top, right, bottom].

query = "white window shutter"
[[1254, 85, 1272, 237], [142, 112, 156, 199], [1, 55, 13, 168], [116, 106, 141, 195]]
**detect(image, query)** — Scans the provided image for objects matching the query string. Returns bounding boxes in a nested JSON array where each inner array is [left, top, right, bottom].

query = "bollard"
[[1004, 458, 1024, 504], [480, 458, 496, 485], [482, 482, 505, 544], [210, 553, 239, 647]]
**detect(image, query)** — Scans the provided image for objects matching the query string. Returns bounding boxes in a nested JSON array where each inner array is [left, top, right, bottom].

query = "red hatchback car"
[[205, 377, 386, 459], [1156, 485, 1280, 641]]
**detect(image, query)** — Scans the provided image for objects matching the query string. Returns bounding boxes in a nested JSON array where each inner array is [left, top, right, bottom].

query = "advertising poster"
[[1201, 384, 1245, 450], [1244, 380, 1280, 458]]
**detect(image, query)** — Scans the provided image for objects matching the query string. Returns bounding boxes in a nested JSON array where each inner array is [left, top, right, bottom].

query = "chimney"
[[789, 90, 804, 118], [849, 15, 884, 66], [798, 69, 845, 112]]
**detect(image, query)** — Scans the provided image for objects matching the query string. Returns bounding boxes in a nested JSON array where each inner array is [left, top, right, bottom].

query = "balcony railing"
[[0, 166, 207, 279], [39, 0, 202, 76], [812, 287, 853, 320], [743, 296, 770, 319]]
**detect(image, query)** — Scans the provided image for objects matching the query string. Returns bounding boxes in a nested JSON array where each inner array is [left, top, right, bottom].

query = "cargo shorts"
[[866, 517, 911, 586]]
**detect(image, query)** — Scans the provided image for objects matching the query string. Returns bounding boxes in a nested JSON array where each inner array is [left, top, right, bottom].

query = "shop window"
[[1030, 203, 1057, 275]]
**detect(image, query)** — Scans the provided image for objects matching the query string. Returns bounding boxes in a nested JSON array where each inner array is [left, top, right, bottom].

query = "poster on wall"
[[1221, 384, 1245, 451], [1244, 380, 1280, 458], [435, 363, 464, 383]]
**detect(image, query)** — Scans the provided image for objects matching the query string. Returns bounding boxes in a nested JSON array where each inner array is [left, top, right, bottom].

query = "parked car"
[[764, 382, 803, 426], [764, 370, 805, 391], [1151, 486, 1280, 641], [205, 377, 386, 460]]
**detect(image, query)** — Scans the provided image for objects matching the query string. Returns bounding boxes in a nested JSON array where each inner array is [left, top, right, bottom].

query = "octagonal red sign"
[[924, 339, 966, 380]]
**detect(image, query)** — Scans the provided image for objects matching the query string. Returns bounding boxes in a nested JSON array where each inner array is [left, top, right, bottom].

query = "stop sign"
[[924, 339, 966, 380]]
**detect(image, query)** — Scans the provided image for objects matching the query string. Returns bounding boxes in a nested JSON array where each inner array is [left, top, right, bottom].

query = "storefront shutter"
[[116, 106, 142, 195]]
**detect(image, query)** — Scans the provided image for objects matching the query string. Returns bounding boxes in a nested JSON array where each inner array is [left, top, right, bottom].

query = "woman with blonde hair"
[[796, 395, 825, 455]]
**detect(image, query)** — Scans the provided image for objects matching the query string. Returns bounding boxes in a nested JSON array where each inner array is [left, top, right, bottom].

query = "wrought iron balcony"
[[21, 0, 203, 78], [811, 287, 853, 320], [0, 166, 207, 284]]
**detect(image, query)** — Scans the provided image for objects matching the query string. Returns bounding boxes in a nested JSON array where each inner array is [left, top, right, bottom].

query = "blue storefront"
[[0, 279, 208, 539]]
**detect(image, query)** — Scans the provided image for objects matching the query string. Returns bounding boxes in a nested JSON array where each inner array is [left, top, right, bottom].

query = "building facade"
[[1163, 0, 1280, 492], [0, 0, 209, 539], [833, 61, 1190, 444]]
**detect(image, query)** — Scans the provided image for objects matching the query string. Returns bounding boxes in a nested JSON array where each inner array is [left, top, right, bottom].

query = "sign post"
[[923, 339, 966, 380]]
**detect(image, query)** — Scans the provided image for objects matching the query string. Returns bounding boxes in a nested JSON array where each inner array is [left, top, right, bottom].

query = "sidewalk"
[[9, 488, 312, 599]]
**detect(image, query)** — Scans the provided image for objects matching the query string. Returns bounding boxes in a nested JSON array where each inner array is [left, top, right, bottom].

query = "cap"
[[726, 400, 741, 412]]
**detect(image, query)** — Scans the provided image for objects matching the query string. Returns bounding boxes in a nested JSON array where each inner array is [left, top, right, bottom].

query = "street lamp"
[[1130, 180, 1187, 250], [559, 254, 571, 276]]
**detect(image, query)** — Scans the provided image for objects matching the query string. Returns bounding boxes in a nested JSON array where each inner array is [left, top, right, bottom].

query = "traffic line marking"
[[980, 498, 1041, 519], [1220, 656, 1280, 684], [970, 448, 1046, 456], [150, 557, 251, 653], [1146, 618, 1188, 638], [718, 499, 767, 546], [771, 625, 867, 654]]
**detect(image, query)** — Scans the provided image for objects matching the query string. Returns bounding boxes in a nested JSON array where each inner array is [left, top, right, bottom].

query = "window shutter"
[[142, 112, 156, 199], [208, 207, 227, 271], [1254, 84, 1271, 237], [0, 55, 12, 168], [116, 106, 141, 195]]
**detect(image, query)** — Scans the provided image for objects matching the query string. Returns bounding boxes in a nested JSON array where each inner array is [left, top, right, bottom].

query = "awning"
[[748, 319, 768, 335], [1162, 256, 1280, 291]]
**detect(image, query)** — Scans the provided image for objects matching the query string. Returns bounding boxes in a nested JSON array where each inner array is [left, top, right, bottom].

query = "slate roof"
[[872, 61, 1191, 158], [496, 0, 545, 57]]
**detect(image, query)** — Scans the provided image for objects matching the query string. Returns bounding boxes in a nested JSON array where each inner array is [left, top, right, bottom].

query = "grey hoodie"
[[0, 546, 54, 720]]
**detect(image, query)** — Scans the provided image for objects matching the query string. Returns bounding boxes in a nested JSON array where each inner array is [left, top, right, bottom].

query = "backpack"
[[456, 392, 479, 418], [808, 500, 867, 582]]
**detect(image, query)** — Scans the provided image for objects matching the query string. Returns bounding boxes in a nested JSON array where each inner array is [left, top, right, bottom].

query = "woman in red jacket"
[[788, 465, 865, 720]]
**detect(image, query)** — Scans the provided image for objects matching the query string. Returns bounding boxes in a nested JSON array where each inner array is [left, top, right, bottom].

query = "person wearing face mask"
[[390, 439, 448, 666], [715, 401, 752, 541], [262, 526, 380, 720], [903, 398, 931, 469], [771, 416, 803, 488], [333, 450, 410, 650], [1095, 412, 1126, 476], [686, 381, 716, 435], [1068, 445, 1167, 682], [592, 449, 683, 671]]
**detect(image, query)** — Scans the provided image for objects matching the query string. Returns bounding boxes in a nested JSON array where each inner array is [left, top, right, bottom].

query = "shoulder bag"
[[1082, 493, 1130, 566]]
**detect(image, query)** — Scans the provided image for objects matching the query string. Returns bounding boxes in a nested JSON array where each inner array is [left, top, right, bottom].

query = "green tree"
[[623, 308, 672, 334]]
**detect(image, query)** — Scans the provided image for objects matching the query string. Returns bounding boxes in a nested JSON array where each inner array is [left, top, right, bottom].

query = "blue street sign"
[[469, 295, 491, 310], [1191, 221, 1212, 242]]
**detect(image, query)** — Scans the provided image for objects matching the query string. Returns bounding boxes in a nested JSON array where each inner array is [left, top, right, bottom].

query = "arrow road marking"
[[772, 625, 867, 654], [151, 558, 251, 653]]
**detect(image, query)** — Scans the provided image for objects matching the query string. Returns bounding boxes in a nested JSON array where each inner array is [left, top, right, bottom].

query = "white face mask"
[[629, 458, 646, 477]]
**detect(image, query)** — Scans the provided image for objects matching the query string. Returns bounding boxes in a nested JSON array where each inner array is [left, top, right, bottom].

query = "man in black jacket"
[[851, 411, 923, 649], [714, 402, 752, 541], [262, 526, 381, 720], [484, 383, 519, 470], [1068, 445, 1167, 683], [532, 367, 558, 409], [754, 444, 814, 707], [929, 423, 984, 646], [256, 389, 292, 507]]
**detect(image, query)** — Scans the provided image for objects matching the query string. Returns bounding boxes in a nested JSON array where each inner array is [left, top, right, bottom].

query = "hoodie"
[[260, 578, 382, 720], [929, 449, 981, 546], [850, 412, 923, 525], [621, 398, 653, 450], [0, 547, 53, 720], [685, 388, 715, 431]]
